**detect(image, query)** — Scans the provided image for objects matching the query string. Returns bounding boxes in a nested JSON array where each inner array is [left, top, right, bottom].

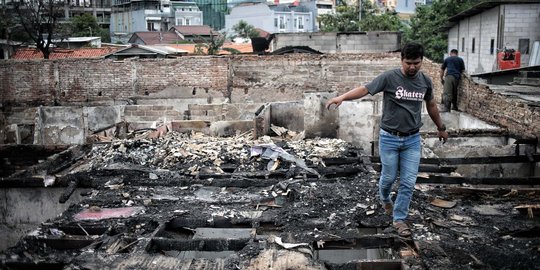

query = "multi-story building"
[[172, 1, 203, 26], [1, 0, 112, 35], [110, 0, 202, 43], [62, 0, 113, 27], [225, 2, 316, 34]]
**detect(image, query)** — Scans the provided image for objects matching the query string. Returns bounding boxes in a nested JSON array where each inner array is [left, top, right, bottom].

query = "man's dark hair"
[[401, 43, 424, 60], [450, 49, 458, 54]]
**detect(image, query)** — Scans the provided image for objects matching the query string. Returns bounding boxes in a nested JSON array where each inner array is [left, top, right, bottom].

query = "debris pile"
[[85, 130, 349, 176]]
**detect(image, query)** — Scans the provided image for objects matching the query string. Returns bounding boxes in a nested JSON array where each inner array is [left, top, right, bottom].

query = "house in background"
[[110, 0, 173, 43], [54, 37, 102, 49], [0, 39, 23, 59], [129, 32, 183, 45], [442, 0, 540, 74], [225, 2, 316, 34], [172, 0, 203, 26], [170, 25, 220, 42], [104, 44, 188, 59]]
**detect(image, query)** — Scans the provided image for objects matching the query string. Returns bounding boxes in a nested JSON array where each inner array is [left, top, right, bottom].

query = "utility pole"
[[358, 0, 362, 31], [358, 0, 362, 21]]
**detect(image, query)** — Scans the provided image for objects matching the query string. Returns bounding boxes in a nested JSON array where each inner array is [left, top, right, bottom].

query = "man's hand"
[[326, 97, 343, 110], [438, 130, 449, 144]]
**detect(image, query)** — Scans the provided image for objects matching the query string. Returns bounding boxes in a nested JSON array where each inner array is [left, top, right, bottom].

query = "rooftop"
[[11, 47, 121, 60]]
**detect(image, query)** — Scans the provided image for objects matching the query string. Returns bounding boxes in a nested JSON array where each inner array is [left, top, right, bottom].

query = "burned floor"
[[1, 126, 539, 270]]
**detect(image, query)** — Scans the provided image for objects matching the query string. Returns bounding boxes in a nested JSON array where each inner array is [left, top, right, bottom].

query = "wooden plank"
[[417, 175, 540, 185], [371, 154, 540, 165], [372, 164, 456, 173]]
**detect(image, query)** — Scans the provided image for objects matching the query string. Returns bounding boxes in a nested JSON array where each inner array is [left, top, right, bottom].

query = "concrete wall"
[[34, 106, 125, 145], [0, 188, 88, 251], [271, 32, 401, 54], [458, 77, 540, 139], [448, 4, 540, 74], [503, 4, 540, 68]]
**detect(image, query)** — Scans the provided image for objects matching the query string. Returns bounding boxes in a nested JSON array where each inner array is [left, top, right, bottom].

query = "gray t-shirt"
[[365, 68, 433, 133]]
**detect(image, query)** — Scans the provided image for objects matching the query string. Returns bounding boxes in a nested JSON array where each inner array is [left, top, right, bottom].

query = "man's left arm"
[[426, 99, 449, 143]]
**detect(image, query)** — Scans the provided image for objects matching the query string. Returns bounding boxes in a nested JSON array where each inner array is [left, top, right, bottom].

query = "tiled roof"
[[255, 28, 271, 39], [129, 32, 183, 45], [170, 25, 218, 36], [12, 47, 121, 59], [169, 43, 253, 55]]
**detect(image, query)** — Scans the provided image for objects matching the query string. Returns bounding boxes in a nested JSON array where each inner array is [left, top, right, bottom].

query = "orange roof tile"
[[12, 47, 121, 60], [168, 43, 253, 55]]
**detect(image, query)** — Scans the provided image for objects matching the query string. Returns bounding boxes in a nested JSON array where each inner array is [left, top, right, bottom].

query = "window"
[[461, 37, 465, 52], [471, 38, 475, 53], [186, 18, 190, 25], [147, 22, 156, 31], [274, 18, 278, 28], [490, 39, 495, 55], [177, 18, 184, 25], [297, 16, 304, 30], [519, 39, 530, 54], [279, 16, 286, 30]]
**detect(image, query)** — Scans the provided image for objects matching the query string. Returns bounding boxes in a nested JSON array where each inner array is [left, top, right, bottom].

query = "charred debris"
[[1, 124, 539, 270]]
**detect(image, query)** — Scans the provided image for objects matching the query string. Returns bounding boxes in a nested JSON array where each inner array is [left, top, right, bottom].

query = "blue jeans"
[[378, 128, 421, 222]]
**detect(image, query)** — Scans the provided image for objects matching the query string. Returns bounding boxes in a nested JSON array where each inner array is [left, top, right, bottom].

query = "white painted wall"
[[502, 4, 540, 67], [448, 3, 540, 74]]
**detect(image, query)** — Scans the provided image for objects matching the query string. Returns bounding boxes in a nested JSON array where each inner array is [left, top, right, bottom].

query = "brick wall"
[[0, 61, 56, 106], [459, 78, 539, 139], [1, 54, 536, 139]]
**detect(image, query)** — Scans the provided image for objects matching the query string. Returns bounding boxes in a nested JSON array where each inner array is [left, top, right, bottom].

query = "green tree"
[[405, 0, 475, 62], [12, 0, 65, 59], [194, 34, 240, 55], [232, 20, 259, 39], [71, 13, 110, 43], [319, 1, 402, 32], [359, 11, 403, 31], [318, 5, 359, 32]]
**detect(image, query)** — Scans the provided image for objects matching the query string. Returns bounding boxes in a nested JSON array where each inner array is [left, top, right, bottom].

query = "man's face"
[[401, 57, 423, 77]]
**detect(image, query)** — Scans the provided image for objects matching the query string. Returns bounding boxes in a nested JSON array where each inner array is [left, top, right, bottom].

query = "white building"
[[443, 0, 540, 74], [172, 1, 203, 26], [225, 2, 315, 34]]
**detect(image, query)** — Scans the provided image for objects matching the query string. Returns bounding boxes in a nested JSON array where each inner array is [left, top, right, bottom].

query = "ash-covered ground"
[[1, 130, 539, 270]]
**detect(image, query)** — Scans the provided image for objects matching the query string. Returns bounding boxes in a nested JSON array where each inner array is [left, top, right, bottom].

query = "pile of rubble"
[[85, 129, 349, 176]]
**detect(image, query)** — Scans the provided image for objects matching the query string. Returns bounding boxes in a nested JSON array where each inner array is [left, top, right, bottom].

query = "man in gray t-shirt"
[[326, 43, 448, 237]]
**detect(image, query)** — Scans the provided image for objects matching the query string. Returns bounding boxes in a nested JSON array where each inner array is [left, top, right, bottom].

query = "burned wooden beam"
[[314, 235, 398, 250], [325, 260, 405, 270], [372, 164, 456, 173], [32, 235, 97, 250], [0, 177, 51, 188], [417, 175, 540, 185], [9, 145, 92, 178], [371, 154, 540, 165], [321, 157, 360, 166], [150, 238, 249, 251], [59, 176, 80, 203]]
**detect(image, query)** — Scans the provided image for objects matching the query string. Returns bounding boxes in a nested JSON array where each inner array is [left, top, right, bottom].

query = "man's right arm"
[[325, 86, 370, 109], [440, 60, 447, 82]]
